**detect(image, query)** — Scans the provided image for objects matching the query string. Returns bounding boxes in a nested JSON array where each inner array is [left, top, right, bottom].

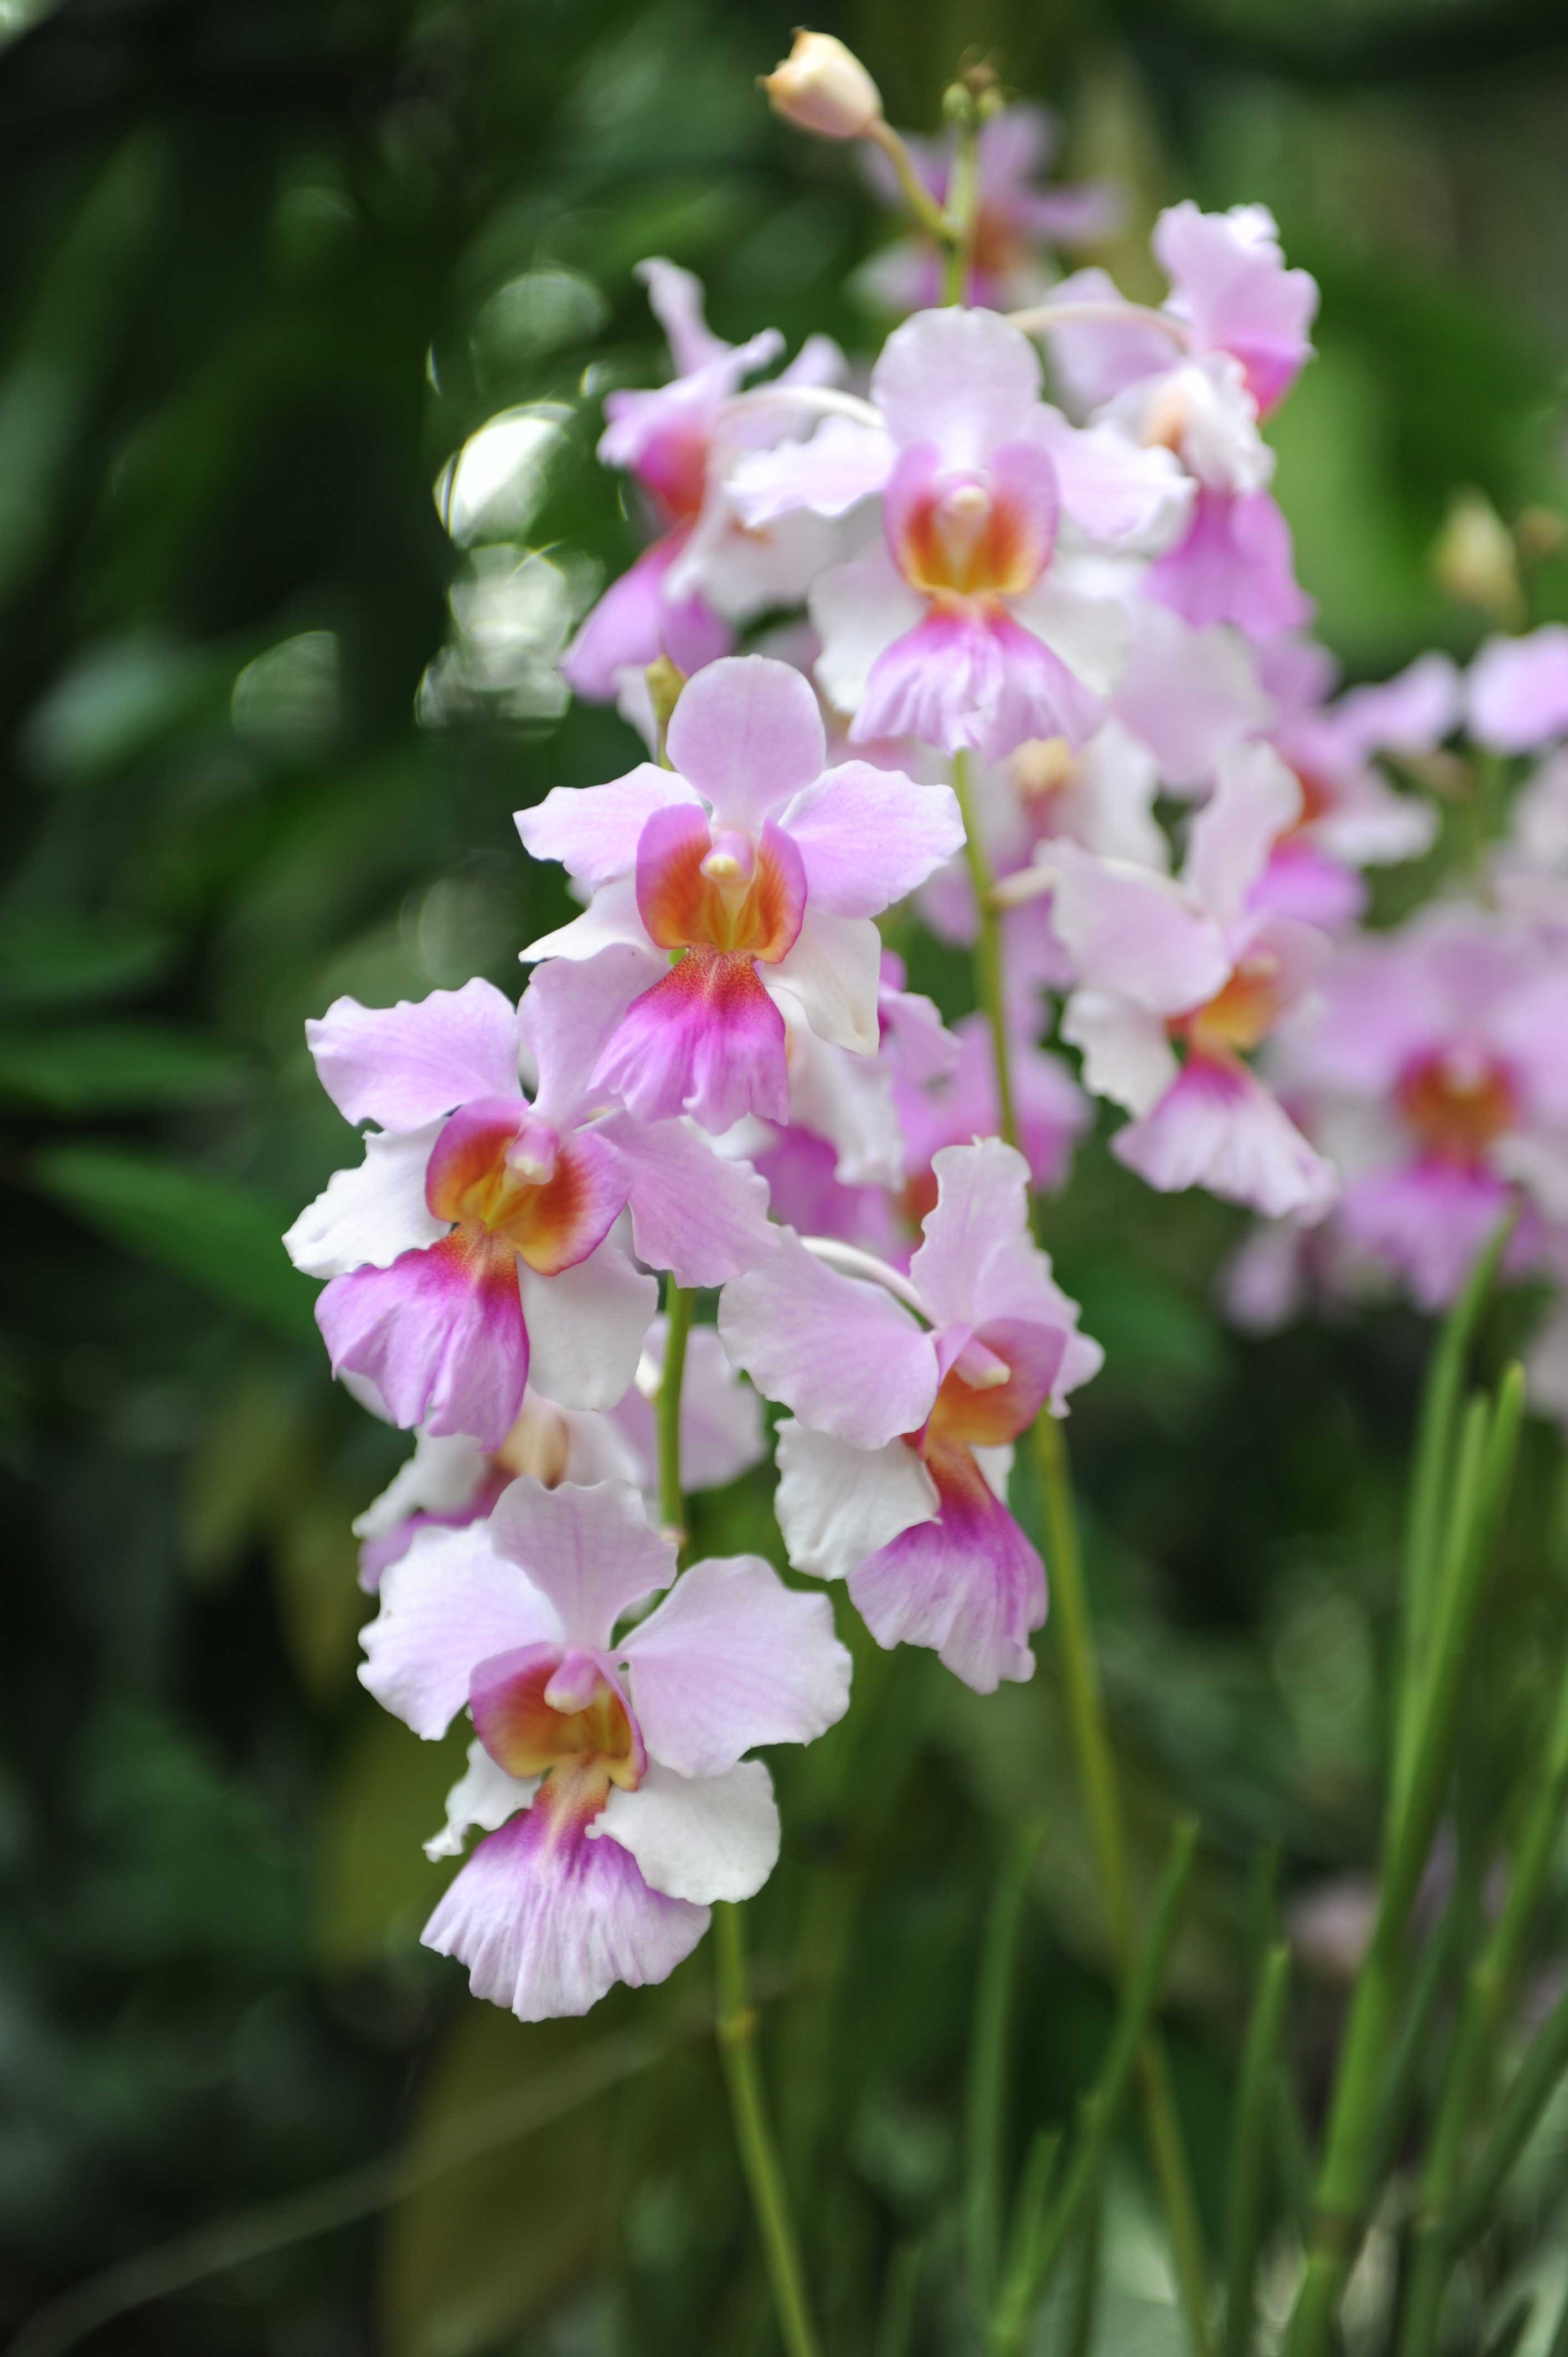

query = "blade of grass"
[[967, 1821, 1046, 2317], [1224, 1944, 1292, 2357]]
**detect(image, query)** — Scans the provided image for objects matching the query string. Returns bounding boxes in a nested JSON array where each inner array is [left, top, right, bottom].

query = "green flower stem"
[[1286, 1366, 1524, 2357], [1446, 1967, 1568, 2252], [1223, 1944, 1291, 2357], [940, 97, 981, 306], [1398, 1656, 1568, 2355], [714, 1901, 825, 2357], [988, 1821, 1200, 2355], [957, 739, 1211, 2356], [967, 1823, 1046, 2315], [655, 1276, 693, 1550], [862, 117, 949, 243]]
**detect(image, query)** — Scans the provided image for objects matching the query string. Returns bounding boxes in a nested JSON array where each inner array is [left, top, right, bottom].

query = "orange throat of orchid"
[[473, 1649, 644, 1821], [1397, 1047, 1517, 1164], [1177, 948, 1286, 1060], [897, 478, 1044, 604], [641, 824, 802, 963]]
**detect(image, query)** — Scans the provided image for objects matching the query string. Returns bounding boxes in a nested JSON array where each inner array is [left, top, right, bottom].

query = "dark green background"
[[4, 1, 1568, 2350]]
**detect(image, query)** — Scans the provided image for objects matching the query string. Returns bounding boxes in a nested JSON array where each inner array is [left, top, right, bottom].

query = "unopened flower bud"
[[1435, 488, 1524, 624], [762, 31, 882, 141]]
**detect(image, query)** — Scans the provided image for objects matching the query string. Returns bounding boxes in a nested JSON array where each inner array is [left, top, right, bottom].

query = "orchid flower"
[[349, 1320, 764, 1589], [561, 259, 845, 702], [1033, 743, 1340, 1219], [283, 955, 776, 1448], [719, 1140, 1101, 1692], [361, 1478, 852, 2019], [855, 105, 1122, 315], [518, 654, 964, 1131], [725, 305, 1191, 759]]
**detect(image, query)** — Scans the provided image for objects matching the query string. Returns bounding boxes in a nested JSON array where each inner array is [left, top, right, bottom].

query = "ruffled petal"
[[664, 653, 828, 830], [484, 1474, 675, 1650], [360, 1520, 562, 1738], [592, 951, 790, 1132], [516, 763, 699, 891], [718, 1227, 938, 1450], [604, 1110, 778, 1285], [283, 1123, 447, 1279], [593, 1759, 779, 1906], [306, 980, 521, 1129], [848, 1441, 1044, 1693], [515, 1236, 658, 1413], [1113, 1053, 1339, 1222], [317, 1232, 528, 1449], [773, 1419, 938, 1582], [781, 763, 965, 918]]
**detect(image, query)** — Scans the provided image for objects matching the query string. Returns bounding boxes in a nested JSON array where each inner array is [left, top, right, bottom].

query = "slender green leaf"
[[0, 1023, 251, 1111], [0, 912, 171, 1007]]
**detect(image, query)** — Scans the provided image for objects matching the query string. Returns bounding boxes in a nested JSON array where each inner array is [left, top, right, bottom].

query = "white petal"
[[359, 1521, 563, 1738], [774, 1418, 937, 1582], [768, 908, 882, 1054], [1062, 990, 1180, 1117], [592, 1759, 780, 1905], [425, 1739, 538, 1860], [282, 1123, 446, 1278], [1008, 578, 1131, 697], [809, 551, 923, 720], [353, 1427, 489, 1540], [517, 1234, 658, 1411]]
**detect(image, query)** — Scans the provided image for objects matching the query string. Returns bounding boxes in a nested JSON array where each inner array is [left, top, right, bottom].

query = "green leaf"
[[32, 1143, 316, 1342], [313, 1702, 472, 1974], [0, 1022, 251, 1111], [0, 911, 172, 1007]]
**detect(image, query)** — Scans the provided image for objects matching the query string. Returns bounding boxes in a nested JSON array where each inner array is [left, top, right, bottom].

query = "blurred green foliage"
[[5, 1, 1568, 2353]]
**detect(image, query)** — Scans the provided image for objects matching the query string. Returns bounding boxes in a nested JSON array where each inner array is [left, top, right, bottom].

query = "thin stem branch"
[[951, 748, 1018, 1150], [656, 1277, 693, 1551], [714, 1903, 824, 2357], [862, 116, 948, 241], [967, 1824, 1045, 2315], [941, 101, 980, 306], [1006, 297, 1189, 343]]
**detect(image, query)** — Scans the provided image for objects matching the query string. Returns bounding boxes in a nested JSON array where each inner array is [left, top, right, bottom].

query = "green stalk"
[[1223, 1944, 1291, 2357], [1064, 2184, 1105, 2357], [1286, 1368, 1524, 2357], [988, 1821, 1200, 2354], [1399, 1659, 1568, 2355], [967, 1823, 1045, 2315], [714, 1902, 825, 2357], [940, 96, 980, 305], [872, 2240, 924, 2357], [656, 1277, 693, 1550], [1446, 1969, 1568, 2253], [950, 748, 1018, 1146]]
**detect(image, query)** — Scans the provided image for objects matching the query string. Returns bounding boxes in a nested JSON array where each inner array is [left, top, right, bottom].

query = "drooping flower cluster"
[[281, 35, 1568, 2029]]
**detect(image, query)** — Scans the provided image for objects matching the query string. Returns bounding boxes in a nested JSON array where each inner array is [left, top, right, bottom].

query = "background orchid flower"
[[719, 1140, 1101, 1692], [560, 258, 844, 703], [855, 104, 1122, 315], [348, 1320, 765, 1590], [518, 654, 964, 1131], [283, 956, 775, 1447], [1040, 743, 1340, 1219], [1285, 903, 1568, 1307], [1468, 623, 1568, 754], [360, 1477, 852, 2020], [725, 305, 1191, 759]]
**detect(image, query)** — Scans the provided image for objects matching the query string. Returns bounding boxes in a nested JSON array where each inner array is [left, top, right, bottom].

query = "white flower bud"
[[1434, 488, 1523, 625], [762, 30, 882, 141]]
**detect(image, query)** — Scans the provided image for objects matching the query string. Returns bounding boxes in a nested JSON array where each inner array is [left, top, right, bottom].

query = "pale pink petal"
[[353, 1427, 488, 1545], [809, 548, 926, 721], [306, 980, 521, 1129], [284, 1123, 446, 1279], [592, 1759, 778, 1905], [1006, 577, 1131, 698], [515, 1236, 657, 1413], [1146, 487, 1312, 641], [1469, 627, 1568, 754], [663, 1322, 767, 1491], [602, 1110, 778, 1284], [848, 1449, 1044, 1692], [773, 1420, 938, 1582], [1184, 742, 1302, 922], [1250, 841, 1366, 932], [1027, 408, 1192, 550], [1220, 1218, 1312, 1336], [718, 1227, 939, 1449], [1331, 651, 1462, 760], [909, 1137, 1034, 1327], [636, 255, 729, 374], [424, 1740, 538, 1860], [1045, 840, 1230, 1014], [781, 763, 964, 918], [870, 306, 1043, 464], [594, 953, 790, 1131], [422, 1785, 707, 2020], [664, 653, 827, 828], [728, 417, 895, 526], [360, 1520, 562, 1738], [1038, 267, 1175, 414], [1339, 1160, 1517, 1312], [620, 1553, 851, 1776], [1154, 201, 1317, 415], [522, 877, 659, 966], [486, 1472, 673, 1646], [318, 1235, 528, 1448], [879, 965, 963, 1084], [1488, 972, 1568, 1125], [517, 764, 699, 891], [1020, 181, 1125, 248], [1115, 1054, 1339, 1221], [854, 604, 1105, 761], [1110, 601, 1272, 790], [768, 908, 883, 1054], [518, 949, 655, 1124], [559, 534, 732, 704], [1062, 989, 1179, 1116]]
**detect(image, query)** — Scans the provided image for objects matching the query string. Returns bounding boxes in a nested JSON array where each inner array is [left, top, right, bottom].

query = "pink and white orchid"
[[560, 259, 845, 703], [362, 1477, 851, 2019], [350, 1319, 764, 1589], [719, 1140, 1101, 1692], [726, 306, 1191, 759], [283, 956, 776, 1448], [856, 105, 1122, 315], [1035, 743, 1340, 1219], [518, 654, 964, 1131]]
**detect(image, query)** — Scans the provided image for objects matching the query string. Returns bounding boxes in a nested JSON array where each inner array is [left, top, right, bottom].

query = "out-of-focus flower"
[[1468, 624, 1568, 754], [1285, 904, 1568, 1309], [519, 655, 963, 1131], [561, 260, 845, 703], [894, 1011, 1090, 1225], [283, 957, 777, 1445], [719, 1140, 1100, 1692], [1039, 744, 1340, 1219], [349, 1319, 765, 1589], [728, 305, 1190, 760], [857, 106, 1122, 315], [1435, 489, 1525, 625], [762, 30, 883, 140], [362, 1478, 850, 2019]]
